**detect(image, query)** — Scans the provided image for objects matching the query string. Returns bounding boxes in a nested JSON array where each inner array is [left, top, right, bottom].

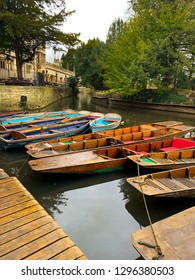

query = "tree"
[[106, 17, 126, 44], [67, 76, 79, 94], [63, 38, 106, 90], [61, 48, 76, 72], [104, 0, 195, 91], [0, 0, 80, 79]]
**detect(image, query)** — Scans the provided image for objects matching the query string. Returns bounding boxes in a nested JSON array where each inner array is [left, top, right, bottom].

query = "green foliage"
[[64, 38, 106, 90], [61, 48, 76, 72], [67, 76, 79, 94], [0, 0, 80, 79], [106, 18, 126, 44], [128, 89, 187, 104], [104, 0, 195, 92]]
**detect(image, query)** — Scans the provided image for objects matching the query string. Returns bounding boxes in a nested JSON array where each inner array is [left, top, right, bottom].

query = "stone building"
[[0, 48, 74, 85]]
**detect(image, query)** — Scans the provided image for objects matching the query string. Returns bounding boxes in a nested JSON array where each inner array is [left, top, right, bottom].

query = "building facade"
[[0, 49, 74, 85]]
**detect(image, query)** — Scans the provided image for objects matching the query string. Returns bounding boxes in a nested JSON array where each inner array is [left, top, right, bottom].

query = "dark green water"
[[0, 90, 194, 260]]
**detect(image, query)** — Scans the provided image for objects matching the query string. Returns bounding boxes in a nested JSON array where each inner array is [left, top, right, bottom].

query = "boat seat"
[[160, 138, 195, 152], [123, 141, 134, 144], [50, 129, 60, 133], [142, 137, 156, 140]]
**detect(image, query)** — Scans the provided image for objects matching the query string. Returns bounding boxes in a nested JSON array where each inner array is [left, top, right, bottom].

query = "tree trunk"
[[15, 47, 23, 80]]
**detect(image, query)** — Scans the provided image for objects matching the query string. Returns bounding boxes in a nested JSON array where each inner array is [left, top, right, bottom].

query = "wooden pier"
[[132, 206, 195, 260], [0, 169, 87, 260]]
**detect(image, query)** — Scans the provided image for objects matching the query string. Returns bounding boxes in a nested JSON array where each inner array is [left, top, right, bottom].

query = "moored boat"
[[26, 137, 123, 158], [126, 166, 195, 198], [0, 111, 26, 120], [0, 111, 93, 134], [0, 120, 90, 149], [90, 113, 122, 132], [131, 206, 195, 259], [127, 148, 195, 170], [120, 137, 195, 155], [26, 136, 195, 159], [0, 109, 79, 125], [97, 122, 194, 142], [25, 121, 195, 158], [28, 146, 135, 174]]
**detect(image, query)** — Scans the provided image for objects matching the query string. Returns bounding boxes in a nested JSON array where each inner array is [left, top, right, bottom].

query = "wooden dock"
[[132, 206, 195, 260], [0, 169, 87, 260]]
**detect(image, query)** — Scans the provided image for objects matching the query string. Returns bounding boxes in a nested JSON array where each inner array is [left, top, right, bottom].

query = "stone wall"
[[0, 85, 72, 112]]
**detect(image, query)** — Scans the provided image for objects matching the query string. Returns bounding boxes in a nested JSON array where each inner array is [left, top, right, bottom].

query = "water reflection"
[[119, 179, 195, 227]]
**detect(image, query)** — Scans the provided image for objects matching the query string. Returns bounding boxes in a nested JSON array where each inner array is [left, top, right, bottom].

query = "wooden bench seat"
[[160, 138, 195, 152]]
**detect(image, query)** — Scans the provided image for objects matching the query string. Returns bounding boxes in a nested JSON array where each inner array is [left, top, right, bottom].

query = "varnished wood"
[[128, 148, 195, 170], [132, 206, 195, 260], [126, 166, 195, 197], [0, 174, 87, 260]]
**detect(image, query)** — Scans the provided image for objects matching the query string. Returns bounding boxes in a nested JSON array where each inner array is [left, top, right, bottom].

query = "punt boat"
[[0, 111, 101, 134], [90, 113, 122, 132], [25, 121, 195, 157], [28, 146, 135, 174], [126, 166, 195, 198], [0, 120, 90, 149], [127, 148, 195, 170]]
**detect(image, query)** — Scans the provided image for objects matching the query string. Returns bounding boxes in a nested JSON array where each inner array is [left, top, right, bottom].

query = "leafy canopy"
[[0, 0, 80, 79]]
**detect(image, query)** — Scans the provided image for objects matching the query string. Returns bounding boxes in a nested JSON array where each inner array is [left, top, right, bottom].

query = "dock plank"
[[0, 210, 48, 235], [0, 174, 87, 260], [132, 206, 195, 260]]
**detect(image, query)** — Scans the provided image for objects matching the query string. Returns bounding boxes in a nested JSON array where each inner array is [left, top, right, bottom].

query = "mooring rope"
[[16, 154, 30, 176], [136, 163, 164, 259]]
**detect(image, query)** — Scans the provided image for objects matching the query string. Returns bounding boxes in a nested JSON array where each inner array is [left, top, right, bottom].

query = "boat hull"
[[126, 166, 195, 198], [0, 121, 90, 149]]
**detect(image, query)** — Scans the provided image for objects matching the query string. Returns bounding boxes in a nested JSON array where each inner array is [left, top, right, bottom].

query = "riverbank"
[[91, 95, 195, 114], [0, 85, 72, 112]]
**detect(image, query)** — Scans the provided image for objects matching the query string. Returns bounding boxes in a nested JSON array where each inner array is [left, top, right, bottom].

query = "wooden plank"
[[0, 199, 39, 218], [51, 246, 87, 260], [132, 206, 195, 260], [0, 216, 53, 245], [0, 191, 33, 210], [0, 172, 87, 260], [0, 222, 61, 257], [0, 204, 43, 226], [0, 210, 47, 235], [25, 237, 75, 260]]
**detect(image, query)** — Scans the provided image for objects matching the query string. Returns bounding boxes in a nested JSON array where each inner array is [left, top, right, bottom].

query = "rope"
[[16, 154, 30, 176], [136, 163, 164, 259]]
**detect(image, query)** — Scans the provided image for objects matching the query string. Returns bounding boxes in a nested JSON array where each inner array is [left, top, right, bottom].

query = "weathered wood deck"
[[132, 206, 195, 260], [0, 169, 87, 260]]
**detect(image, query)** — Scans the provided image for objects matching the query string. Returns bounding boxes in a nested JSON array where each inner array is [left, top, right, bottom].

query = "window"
[[26, 65, 31, 73], [0, 60, 5, 69]]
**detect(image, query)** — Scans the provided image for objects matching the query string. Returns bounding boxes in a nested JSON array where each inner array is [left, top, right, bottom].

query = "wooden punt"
[[25, 132, 103, 151], [0, 111, 93, 134], [90, 113, 122, 132], [97, 122, 194, 144], [28, 146, 135, 174], [131, 206, 195, 259], [0, 109, 78, 125], [27, 137, 124, 158], [117, 137, 195, 155], [25, 121, 164, 152], [0, 120, 90, 150], [25, 121, 195, 158], [128, 148, 195, 170], [126, 166, 195, 198], [26, 136, 195, 159], [97, 120, 184, 137]]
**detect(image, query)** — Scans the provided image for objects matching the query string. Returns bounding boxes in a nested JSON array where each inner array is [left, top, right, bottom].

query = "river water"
[[0, 90, 195, 260]]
